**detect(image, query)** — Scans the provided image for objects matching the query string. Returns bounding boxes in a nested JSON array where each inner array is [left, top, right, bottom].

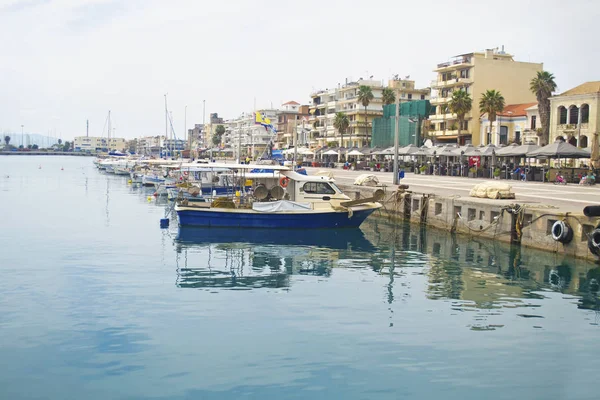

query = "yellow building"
[[429, 47, 542, 146], [549, 81, 600, 151]]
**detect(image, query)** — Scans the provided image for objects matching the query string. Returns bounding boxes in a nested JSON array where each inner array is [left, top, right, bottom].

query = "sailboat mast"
[[164, 94, 168, 158]]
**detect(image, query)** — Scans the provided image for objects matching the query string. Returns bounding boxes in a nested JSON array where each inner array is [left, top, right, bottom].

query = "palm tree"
[[530, 71, 557, 146], [357, 85, 374, 146], [479, 90, 505, 145], [333, 112, 350, 153], [382, 87, 396, 108], [4, 135, 10, 146], [448, 90, 472, 146]]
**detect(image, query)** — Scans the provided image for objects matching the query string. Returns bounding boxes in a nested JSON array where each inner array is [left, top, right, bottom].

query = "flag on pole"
[[255, 112, 271, 127]]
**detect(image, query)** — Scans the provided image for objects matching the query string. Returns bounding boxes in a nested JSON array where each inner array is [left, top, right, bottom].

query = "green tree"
[[27, 144, 32, 149], [32, 144, 39, 150], [4, 136, 9, 146], [63, 141, 71, 151], [381, 87, 396, 108], [530, 71, 557, 146], [479, 90, 505, 145], [58, 138, 62, 145], [333, 112, 349, 154], [212, 125, 225, 146], [448, 90, 473, 146], [357, 85, 374, 146]]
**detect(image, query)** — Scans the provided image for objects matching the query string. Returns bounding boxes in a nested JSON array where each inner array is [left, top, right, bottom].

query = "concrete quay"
[[308, 167, 600, 261]]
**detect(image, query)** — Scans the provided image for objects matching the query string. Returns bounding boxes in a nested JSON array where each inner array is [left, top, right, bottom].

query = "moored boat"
[[174, 163, 382, 229]]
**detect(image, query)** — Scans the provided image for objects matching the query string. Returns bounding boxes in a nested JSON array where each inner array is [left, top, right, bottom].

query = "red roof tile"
[[497, 102, 537, 117], [283, 101, 300, 105]]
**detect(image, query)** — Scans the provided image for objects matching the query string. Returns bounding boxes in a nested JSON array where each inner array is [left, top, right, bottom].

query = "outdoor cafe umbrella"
[[397, 144, 420, 156], [527, 141, 591, 159], [347, 149, 364, 156], [375, 147, 395, 156], [495, 143, 519, 156]]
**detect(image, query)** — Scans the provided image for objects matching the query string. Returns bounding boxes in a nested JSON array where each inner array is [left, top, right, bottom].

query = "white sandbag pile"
[[469, 181, 515, 199], [354, 174, 380, 186]]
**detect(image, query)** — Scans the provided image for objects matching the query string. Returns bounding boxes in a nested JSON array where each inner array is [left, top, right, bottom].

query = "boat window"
[[329, 182, 341, 193], [302, 182, 335, 195]]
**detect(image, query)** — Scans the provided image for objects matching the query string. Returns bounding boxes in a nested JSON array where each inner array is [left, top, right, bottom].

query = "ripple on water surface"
[[0, 156, 599, 400]]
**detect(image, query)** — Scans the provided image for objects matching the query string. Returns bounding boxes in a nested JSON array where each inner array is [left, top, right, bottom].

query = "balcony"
[[429, 129, 459, 138], [434, 57, 472, 72], [429, 96, 450, 105], [428, 113, 457, 122]]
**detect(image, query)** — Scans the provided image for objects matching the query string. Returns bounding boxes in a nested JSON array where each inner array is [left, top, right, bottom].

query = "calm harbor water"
[[1, 156, 599, 400]]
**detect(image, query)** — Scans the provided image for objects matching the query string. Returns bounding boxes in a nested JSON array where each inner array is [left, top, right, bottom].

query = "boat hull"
[[176, 206, 379, 229]]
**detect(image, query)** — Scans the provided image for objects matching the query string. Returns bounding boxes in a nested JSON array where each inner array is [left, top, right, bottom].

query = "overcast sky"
[[0, 0, 598, 140]]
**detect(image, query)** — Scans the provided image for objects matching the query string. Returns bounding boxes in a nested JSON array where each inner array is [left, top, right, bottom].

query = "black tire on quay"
[[588, 228, 600, 256], [551, 220, 573, 244]]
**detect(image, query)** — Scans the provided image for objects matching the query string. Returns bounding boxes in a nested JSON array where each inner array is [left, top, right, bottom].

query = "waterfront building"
[[479, 102, 537, 146], [136, 136, 165, 156], [548, 81, 600, 150], [308, 78, 428, 148], [429, 47, 542, 145], [73, 136, 127, 152], [222, 109, 279, 160], [188, 124, 205, 149], [275, 101, 310, 149], [309, 79, 386, 148], [388, 77, 430, 104], [163, 139, 187, 153], [203, 113, 224, 148], [522, 104, 542, 145], [371, 100, 431, 148]]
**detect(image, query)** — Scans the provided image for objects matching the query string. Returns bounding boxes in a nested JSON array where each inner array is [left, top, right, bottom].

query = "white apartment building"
[[136, 136, 165, 155], [222, 109, 279, 160]]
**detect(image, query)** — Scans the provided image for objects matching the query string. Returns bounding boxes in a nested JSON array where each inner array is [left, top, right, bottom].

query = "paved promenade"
[[305, 166, 600, 213]]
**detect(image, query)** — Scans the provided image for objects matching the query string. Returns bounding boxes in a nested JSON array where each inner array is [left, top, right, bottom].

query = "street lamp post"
[[392, 96, 400, 185], [21, 125, 24, 148]]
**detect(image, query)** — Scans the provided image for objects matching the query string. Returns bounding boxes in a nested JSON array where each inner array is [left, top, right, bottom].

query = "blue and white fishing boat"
[[174, 163, 382, 229]]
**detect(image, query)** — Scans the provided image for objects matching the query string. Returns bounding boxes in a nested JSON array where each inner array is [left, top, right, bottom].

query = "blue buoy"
[[160, 218, 169, 228]]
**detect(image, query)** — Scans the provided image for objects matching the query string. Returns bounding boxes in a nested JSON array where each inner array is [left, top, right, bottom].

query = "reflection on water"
[[173, 228, 376, 289], [174, 219, 600, 319], [363, 219, 600, 321]]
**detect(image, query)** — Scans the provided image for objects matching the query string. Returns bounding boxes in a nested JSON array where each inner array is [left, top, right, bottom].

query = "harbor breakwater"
[[0, 151, 93, 156], [339, 183, 600, 262]]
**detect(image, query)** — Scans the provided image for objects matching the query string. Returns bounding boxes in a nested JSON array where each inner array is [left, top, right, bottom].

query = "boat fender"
[[551, 220, 573, 244], [588, 228, 600, 256], [279, 177, 290, 188]]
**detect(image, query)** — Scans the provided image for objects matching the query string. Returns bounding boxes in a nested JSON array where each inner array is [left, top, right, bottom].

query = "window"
[[515, 131, 521, 143], [440, 122, 446, 131], [581, 104, 590, 123], [302, 182, 335, 195], [569, 106, 579, 125], [420, 94, 425, 100], [460, 69, 470, 79], [408, 94, 412, 100], [499, 126, 508, 145], [530, 115, 537, 129], [461, 120, 468, 130], [558, 106, 567, 124]]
